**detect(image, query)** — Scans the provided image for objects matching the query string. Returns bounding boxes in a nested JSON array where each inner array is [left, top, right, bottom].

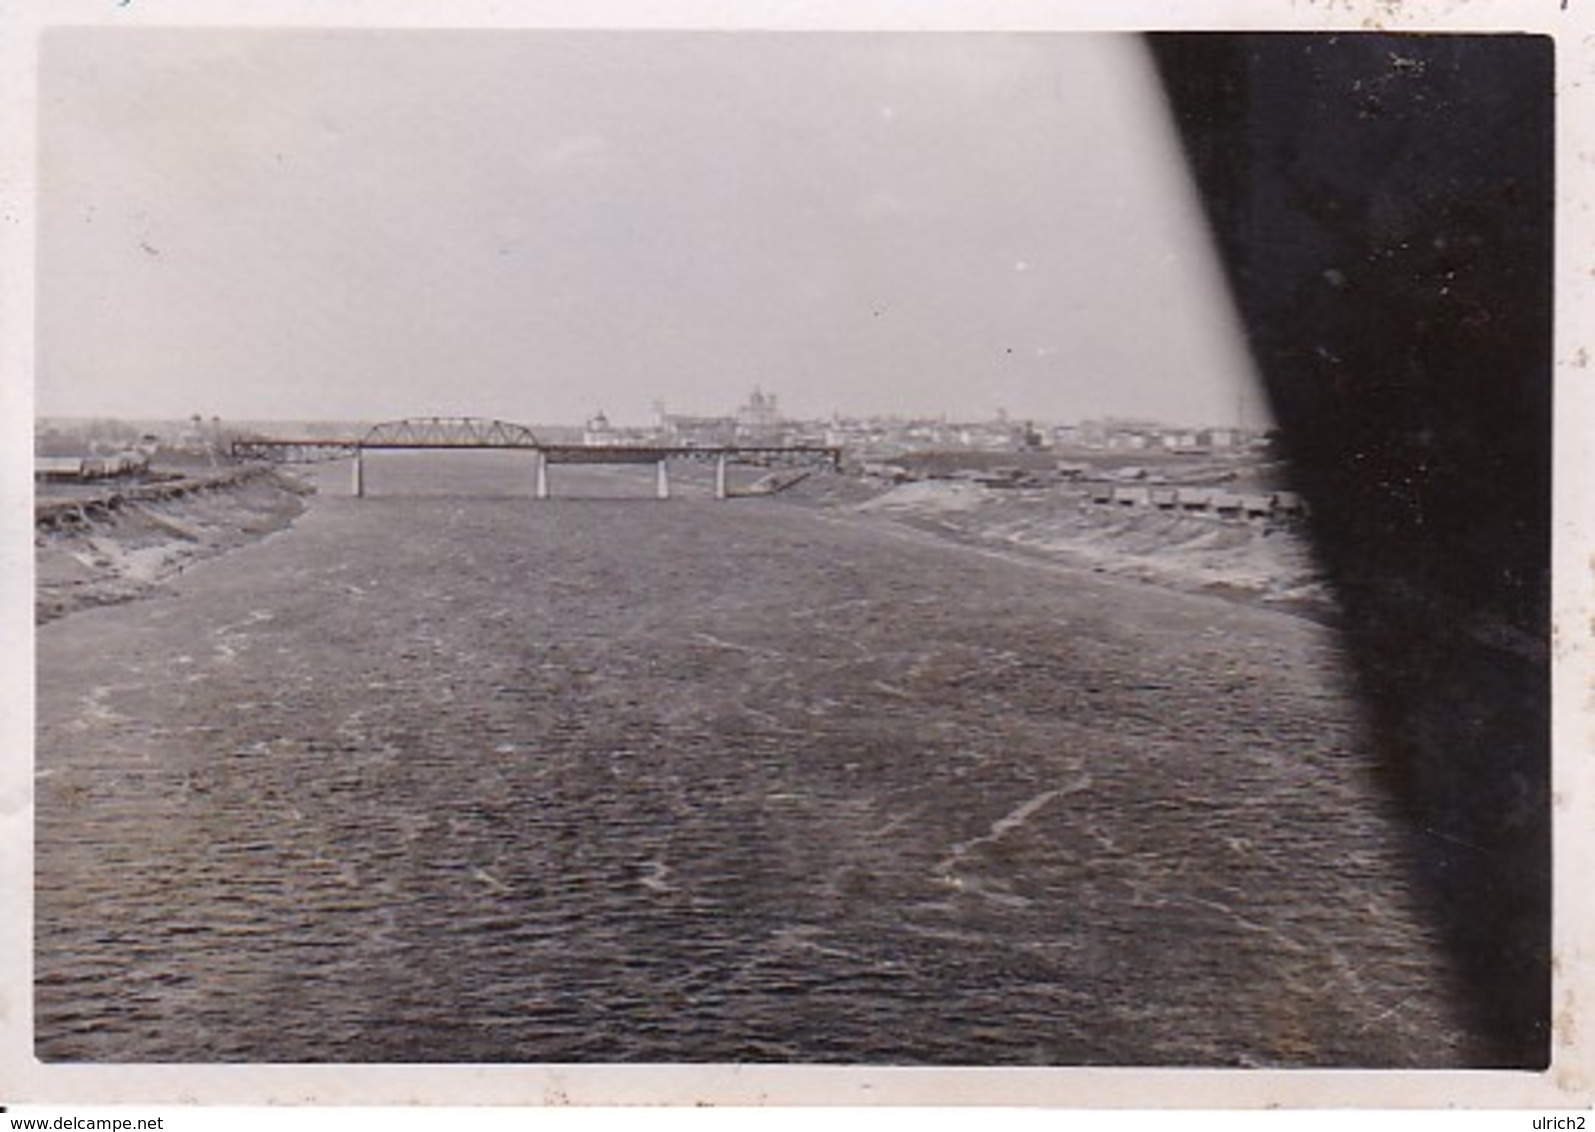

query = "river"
[[34, 453, 1470, 1065]]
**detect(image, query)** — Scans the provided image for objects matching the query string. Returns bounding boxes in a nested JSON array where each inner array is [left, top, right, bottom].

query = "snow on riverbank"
[[35, 467, 312, 624], [34, 463, 1332, 626], [838, 477, 1331, 616]]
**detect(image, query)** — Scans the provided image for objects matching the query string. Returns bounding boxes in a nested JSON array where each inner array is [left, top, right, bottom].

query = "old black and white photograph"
[[4, 2, 1590, 1116]]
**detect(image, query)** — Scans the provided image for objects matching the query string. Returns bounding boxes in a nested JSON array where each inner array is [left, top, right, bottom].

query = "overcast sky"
[[36, 29, 1266, 428]]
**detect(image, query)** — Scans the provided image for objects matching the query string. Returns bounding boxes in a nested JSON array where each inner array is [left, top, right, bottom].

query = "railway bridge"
[[230, 416, 843, 500]]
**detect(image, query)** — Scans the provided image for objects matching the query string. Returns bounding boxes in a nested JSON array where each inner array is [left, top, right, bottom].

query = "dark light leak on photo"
[[1149, 32, 1554, 1068]]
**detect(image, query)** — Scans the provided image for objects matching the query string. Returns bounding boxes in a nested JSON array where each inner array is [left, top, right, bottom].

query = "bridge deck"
[[233, 439, 841, 465], [542, 445, 839, 465]]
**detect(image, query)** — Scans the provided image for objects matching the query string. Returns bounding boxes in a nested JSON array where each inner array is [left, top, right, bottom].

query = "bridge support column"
[[656, 460, 670, 500], [351, 450, 364, 498], [715, 455, 728, 500], [534, 450, 549, 499]]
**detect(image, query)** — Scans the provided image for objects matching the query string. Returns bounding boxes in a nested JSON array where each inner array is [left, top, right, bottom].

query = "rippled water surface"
[[35, 455, 1470, 1064]]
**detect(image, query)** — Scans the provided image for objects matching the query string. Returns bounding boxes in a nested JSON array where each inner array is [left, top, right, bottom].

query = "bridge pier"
[[351, 450, 364, 498], [655, 460, 671, 500], [715, 454, 729, 500], [534, 450, 549, 499]]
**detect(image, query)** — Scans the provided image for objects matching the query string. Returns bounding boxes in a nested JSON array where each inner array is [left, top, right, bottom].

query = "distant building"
[[583, 410, 616, 446], [659, 413, 737, 447], [1076, 420, 1110, 448], [35, 452, 148, 481], [583, 410, 654, 447], [35, 456, 86, 481], [955, 423, 1017, 450], [736, 388, 783, 440]]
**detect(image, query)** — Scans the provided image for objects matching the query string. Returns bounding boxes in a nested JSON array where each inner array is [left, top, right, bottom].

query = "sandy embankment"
[[34, 466, 312, 624], [827, 477, 1331, 616], [33, 464, 1327, 624]]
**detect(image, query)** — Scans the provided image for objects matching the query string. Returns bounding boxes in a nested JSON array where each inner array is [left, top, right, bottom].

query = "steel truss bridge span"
[[230, 416, 841, 500], [362, 417, 541, 449], [230, 417, 541, 463]]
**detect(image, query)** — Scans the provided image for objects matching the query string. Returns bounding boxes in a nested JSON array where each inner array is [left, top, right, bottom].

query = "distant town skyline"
[[35, 30, 1270, 430], [34, 400, 1264, 434]]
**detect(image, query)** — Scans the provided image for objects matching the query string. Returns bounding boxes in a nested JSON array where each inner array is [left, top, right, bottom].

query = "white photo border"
[[2, 0, 1589, 1110]]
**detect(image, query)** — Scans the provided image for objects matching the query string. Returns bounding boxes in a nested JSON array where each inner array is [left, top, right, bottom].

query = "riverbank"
[[34, 465, 312, 624], [34, 464, 1462, 1066], [34, 461, 1331, 627], [782, 472, 1333, 621]]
